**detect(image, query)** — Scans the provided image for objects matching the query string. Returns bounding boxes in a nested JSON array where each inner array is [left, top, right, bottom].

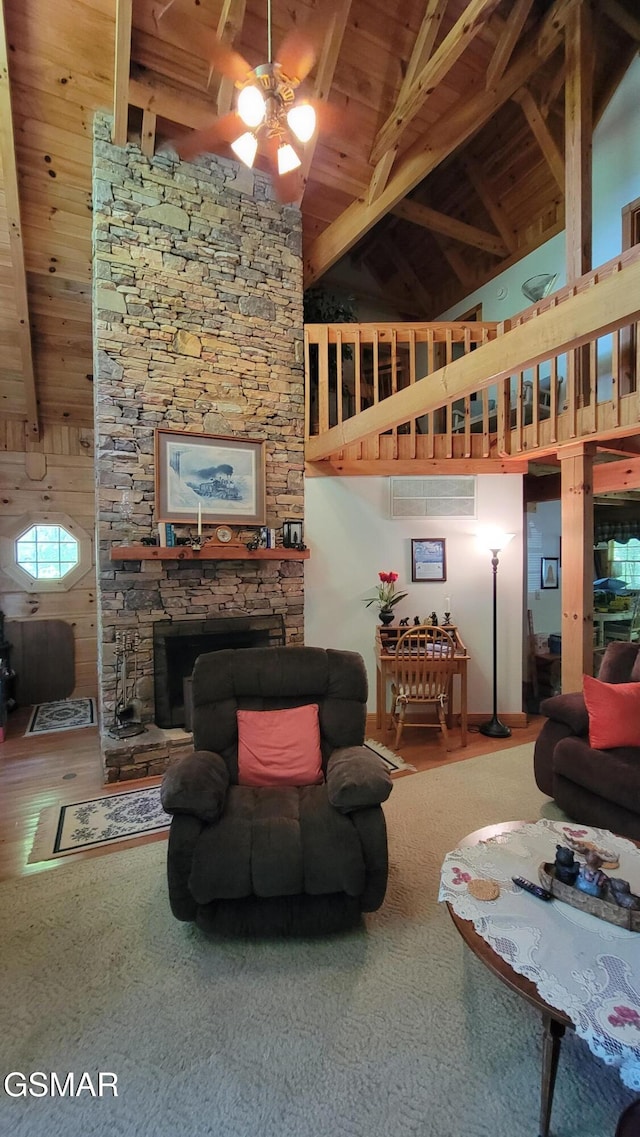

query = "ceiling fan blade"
[[275, 2, 340, 87], [153, 1, 252, 85], [275, 169, 305, 205], [172, 113, 243, 161]]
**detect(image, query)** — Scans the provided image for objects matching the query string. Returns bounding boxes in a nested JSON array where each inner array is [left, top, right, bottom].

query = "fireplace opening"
[[153, 614, 285, 728]]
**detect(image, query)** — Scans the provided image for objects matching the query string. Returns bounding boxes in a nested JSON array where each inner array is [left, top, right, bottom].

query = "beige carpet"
[[0, 743, 634, 1136]]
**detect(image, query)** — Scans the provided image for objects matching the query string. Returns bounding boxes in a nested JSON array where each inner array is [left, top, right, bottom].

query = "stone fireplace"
[[92, 114, 304, 781], [153, 613, 284, 728]]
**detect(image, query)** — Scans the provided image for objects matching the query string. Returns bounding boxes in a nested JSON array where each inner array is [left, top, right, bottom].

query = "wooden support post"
[[565, 3, 593, 416], [559, 443, 594, 692], [113, 0, 133, 146]]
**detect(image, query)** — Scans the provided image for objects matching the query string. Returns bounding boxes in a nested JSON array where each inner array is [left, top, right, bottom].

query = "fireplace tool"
[[109, 629, 146, 739]]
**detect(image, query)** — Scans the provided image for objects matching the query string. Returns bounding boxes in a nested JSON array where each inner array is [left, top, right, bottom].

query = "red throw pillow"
[[237, 704, 324, 787], [582, 674, 640, 750]]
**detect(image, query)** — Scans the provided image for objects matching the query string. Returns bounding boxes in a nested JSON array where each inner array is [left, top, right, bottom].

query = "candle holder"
[[189, 537, 203, 551], [444, 611, 452, 626]]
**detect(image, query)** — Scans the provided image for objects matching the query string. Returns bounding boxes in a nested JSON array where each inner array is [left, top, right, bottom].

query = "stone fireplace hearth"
[[92, 114, 304, 781]]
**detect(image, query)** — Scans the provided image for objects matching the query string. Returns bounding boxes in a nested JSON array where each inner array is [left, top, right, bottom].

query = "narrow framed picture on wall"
[[541, 557, 559, 589], [155, 429, 266, 525], [411, 538, 446, 582]]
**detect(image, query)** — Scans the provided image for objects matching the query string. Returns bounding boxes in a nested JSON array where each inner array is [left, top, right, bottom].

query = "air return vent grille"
[[390, 477, 477, 519]]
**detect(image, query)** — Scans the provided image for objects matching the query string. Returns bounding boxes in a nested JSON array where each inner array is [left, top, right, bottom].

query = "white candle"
[[445, 597, 451, 610], [197, 502, 202, 537]]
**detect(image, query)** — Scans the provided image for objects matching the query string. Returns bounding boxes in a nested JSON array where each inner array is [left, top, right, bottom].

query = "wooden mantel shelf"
[[110, 545, 310, 562]]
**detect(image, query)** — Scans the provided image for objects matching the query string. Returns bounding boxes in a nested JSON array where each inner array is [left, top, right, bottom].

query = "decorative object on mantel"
[[108, 631, 145, 740], [363, 571, 408, 624], [155, 428, 266, 527], [283, 519, 306, 549]]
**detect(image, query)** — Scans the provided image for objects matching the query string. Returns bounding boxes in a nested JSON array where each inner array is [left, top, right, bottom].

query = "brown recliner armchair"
[[160, 646, 393, 936], [534, 641, 640, 839]]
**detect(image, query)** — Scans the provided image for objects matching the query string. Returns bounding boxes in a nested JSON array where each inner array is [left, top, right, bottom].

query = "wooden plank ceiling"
[[0, 0, 638, 430]]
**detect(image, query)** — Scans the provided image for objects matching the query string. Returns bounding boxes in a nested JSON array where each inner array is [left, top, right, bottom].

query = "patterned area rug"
[[25, 697, 97, 736], [29, 785, 169, 863], [30, 741, 409, 862]]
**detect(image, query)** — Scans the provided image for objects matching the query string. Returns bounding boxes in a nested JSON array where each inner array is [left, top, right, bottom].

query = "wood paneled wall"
[[0, 420, 97, 697]]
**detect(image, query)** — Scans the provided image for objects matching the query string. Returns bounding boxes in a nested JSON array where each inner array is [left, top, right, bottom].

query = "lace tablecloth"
[[439, 818, 640, 1089]]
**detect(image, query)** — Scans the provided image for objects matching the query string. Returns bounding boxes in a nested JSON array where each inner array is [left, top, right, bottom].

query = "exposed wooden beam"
[[0, 0, 38, 436], [392, 198, 508, 256], [565, 1, 593, 281], [601, 0, 640, 42], [216, 0, 247, 116], [367, 0, 447, 204], [305, 252, 640, 461], [113, 0, 133, 146], [486, 0, 534, 89], [129, 71, 216, 132], [367, 149, 397, 205], [306, 458, 529, 476], [296, 0, 352, 206], [593, 455, 640, 494], [460, 153, 517, 253], [141, 108, 156, 158], [400, 0, 449, 96], [305, 0, 578, 285], [560, 443, 594, 691], [370, 0, 501, 165], [540, 60, 566, 118], [433, 233, 476, 290], [379, 235, 433, 315], [513, 87, 565, 192]]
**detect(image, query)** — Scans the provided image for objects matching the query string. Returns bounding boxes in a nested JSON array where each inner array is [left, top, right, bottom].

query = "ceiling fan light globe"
[[287, 103, 316, 144], [237, 84, 266, 128], [277, 143, 301, 175], [231, 132, 258, 168]]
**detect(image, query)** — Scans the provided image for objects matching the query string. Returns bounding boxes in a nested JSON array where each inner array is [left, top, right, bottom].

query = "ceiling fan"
[[154, 0, 330, 198]]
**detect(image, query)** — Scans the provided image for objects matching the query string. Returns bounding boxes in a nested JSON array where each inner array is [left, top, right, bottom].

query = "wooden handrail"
[[304, 246, 640, 465]]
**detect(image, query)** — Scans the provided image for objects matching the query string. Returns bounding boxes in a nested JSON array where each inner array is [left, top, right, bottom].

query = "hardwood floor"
[[0, 706, 162, 883], [0, 705, 543, 883]]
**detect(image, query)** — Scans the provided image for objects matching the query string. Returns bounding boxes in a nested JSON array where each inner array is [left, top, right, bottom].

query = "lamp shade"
[[287, 103, 316, 143], [277, 142, 301, 175], [521, 274, 558, 303], [237, 84, 266, 128], [230, 132, 258, 168], [477, 530, 514, 554]]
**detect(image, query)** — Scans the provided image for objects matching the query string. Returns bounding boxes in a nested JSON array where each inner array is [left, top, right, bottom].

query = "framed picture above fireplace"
[[155, 429, 266, 526]]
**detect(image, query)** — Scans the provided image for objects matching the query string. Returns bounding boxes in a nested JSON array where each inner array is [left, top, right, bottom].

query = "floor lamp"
[[479, 531, 514, 739]]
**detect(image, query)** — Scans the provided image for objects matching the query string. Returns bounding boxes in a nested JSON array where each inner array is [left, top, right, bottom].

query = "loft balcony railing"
[[304, 247, 640, 464]]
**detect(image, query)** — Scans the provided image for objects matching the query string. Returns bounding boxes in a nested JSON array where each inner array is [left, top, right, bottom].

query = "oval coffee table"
[[446, 821, 574, 1137]]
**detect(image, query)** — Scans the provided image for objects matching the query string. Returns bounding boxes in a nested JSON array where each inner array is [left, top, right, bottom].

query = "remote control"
[[512, 876, 553, 901]]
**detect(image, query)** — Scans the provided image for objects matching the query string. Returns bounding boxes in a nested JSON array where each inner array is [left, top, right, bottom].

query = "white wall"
[[526, 501, 562, 636], [305, 475, 523, 715]]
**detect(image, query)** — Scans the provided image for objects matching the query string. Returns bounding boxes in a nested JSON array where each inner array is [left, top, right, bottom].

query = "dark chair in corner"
[[161, 646, 393, 936], [534, 641, 640, 839]]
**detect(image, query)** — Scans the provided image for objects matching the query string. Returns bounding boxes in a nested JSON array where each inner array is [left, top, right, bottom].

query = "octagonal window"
[[15, 524, 79, 581]]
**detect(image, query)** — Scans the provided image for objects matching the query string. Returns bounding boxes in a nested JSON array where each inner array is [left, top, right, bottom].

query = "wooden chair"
[[389, 626, 457, 751]]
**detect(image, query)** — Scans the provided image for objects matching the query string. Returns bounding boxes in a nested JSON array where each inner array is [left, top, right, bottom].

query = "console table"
[[374, 624, 469, 745]]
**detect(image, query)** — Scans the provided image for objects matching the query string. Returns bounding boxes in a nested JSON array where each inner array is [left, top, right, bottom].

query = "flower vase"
[[379, 610, 395, 626]]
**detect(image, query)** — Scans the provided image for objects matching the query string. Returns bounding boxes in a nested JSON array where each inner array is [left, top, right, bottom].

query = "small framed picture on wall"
[[541, 557, 559, 589], [411, 538, 446, 582]]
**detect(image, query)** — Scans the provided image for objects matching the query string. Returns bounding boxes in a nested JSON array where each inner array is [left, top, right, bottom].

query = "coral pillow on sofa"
[[237, 704, 324, 787], [582, 674, 640, 750]]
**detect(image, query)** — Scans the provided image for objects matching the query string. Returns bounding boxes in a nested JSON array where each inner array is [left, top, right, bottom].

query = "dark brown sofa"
[[534, 641, 640, 839], [161, 645, 393, 936]]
